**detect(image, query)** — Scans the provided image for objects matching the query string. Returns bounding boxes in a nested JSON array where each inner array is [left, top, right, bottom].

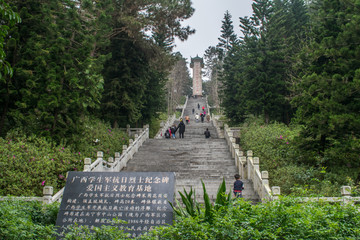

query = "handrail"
[[180, 95, 188, 118]]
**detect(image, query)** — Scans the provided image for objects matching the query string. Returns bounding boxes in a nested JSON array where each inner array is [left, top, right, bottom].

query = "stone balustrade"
[[212, 115, 224, 138], [0, 125, 149, 204], [155, 114, 176, 139], [223, 123, 360, 203], [181, 95, 188, 118]]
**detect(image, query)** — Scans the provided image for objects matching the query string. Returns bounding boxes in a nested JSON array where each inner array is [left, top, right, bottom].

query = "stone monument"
[[190, 55, 204, 97], [56, 171, 175, 238]]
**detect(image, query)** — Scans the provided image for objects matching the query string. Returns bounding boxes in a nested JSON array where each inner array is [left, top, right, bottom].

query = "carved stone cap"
[[272, 186, 281, 195], [43, 186, 53, 196], [262, 171, 269, 179], [97, 151, 103, 158], [341, 186, 351, 196], [129, 139, 134, 144], [123, 145, 127, 150], [84, 158, 91, 165], [115, 152, 120, 158], [253, 157, 259, 164], [247, 150, 253, 157], [108, 157, 114, 163]]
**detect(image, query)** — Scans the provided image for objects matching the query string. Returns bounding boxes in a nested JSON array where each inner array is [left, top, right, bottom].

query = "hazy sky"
[[174, 0, 254, 63]]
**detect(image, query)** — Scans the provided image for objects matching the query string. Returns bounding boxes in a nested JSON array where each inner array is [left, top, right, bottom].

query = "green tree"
[[6, 1, 108, 142], [292, 0, 360, 166], [0, 0, 21, 136], [217, 10, 237, 55]]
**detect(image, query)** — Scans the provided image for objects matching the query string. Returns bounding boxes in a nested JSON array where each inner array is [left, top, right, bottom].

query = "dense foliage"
[[1, 0, 194, 139], [0, 0, 193, 197], [2, 187, 360, 240], [205, 0, 360, 187], [0, 118, 129, 196], [0, 200, 58, 239], [238, 118, 360, 196]]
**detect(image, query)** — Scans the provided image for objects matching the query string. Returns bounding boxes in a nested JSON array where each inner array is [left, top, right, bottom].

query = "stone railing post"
[[126, 124, 131, 136], [84, 158, 91, 171], [122, 145, 128, 154], [341, 186, 351, 204], [134, 134, 139, 150], [240, 156, 247, 179], [271, 186, 281, 200], [108, 157, 114, 163], [231, 138, 236, 158], [247, 150, 253, 179], [262, 171, 269, 186], [43, 186, 53, 204], [96, 151, 104, 171], [253, 157, 260, 171]]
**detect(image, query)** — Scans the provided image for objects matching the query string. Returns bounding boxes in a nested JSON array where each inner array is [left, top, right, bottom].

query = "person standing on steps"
[[233, 174, 244, 198], [170, 124, 177, 139], [200, 112, 204, 123], [195, 113, 199, 123], [185, 115, 190, 124], [177, 118, 186, 138], [204, 128, 211, 138], [198, 103, 200, 109], [192, 108, 195, 114]]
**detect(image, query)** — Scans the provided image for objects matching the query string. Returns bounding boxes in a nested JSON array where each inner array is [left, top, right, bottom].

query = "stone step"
[[123, 97, 260, 203]]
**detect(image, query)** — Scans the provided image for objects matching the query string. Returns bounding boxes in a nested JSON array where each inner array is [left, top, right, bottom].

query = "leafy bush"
[[238, 119, 360, 196], [144, 186, 360, 240], [148, 113, 168, 138], [0, 118, 129, 196], [0, 199, 58, 239]]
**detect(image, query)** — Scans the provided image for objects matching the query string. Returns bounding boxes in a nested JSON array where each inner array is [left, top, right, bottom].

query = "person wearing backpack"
[[204, 128, 211, 138]]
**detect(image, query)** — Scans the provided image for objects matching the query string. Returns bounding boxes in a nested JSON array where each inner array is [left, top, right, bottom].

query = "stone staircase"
[[123, 97, 259, 203]]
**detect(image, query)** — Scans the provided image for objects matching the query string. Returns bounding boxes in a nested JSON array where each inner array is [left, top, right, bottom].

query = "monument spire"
[[190, 55, 204, 97]]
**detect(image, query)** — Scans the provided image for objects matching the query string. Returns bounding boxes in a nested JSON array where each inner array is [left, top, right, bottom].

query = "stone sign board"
[[56, 171, 175, 238]]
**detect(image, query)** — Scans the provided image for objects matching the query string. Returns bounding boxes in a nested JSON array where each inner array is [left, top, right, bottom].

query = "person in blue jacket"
[[233, 174, 244, 198]]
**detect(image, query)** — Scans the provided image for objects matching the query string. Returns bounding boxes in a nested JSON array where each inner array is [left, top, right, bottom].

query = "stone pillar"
[[43, 186, 53, 204], [126, 124, 131, 136], [271, 186, 281, 200], [122, 145, 127, 153], [97, 151, 103, 159], [108, 157, 114, 163], [262, 171, 269, 186], [240, 156, 247, 179], [247, 150, 253, 179], [253, 157, 260, 171], [341, 186, 351, 204], [84, 158, 91, 171], [231, 138, 236, 158]]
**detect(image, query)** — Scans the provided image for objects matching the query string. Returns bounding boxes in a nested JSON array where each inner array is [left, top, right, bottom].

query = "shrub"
[[0, 118, 129, 196], [0, 199, 58, 239]]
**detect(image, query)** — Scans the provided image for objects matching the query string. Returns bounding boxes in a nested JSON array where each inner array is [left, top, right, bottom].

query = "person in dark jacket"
[[233, 174, 244, 198], [204, 128, 211, 138], [170, 124, 177, 139], [165, 129, 170, 138], [177, 118, 186, 138]]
